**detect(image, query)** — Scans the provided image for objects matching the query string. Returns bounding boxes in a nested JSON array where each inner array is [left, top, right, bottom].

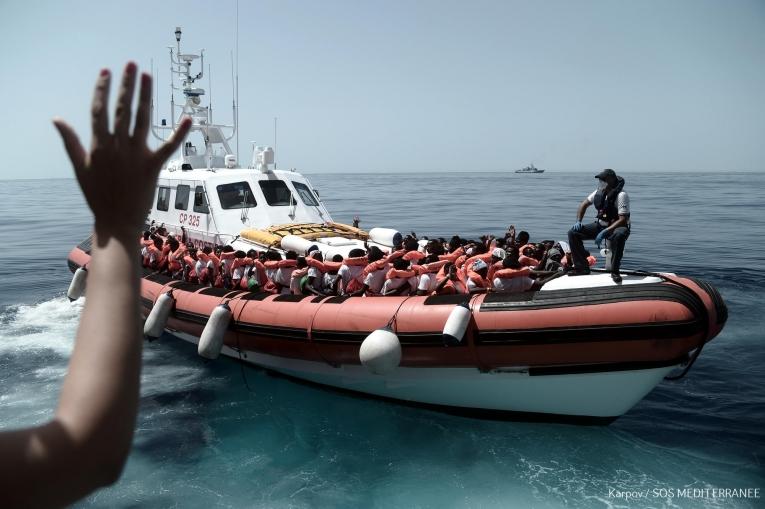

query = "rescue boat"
[[66, 28, 728, 423]]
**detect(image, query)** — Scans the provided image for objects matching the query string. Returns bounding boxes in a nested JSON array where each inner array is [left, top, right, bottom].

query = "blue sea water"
[[0, 172, 763, 508]]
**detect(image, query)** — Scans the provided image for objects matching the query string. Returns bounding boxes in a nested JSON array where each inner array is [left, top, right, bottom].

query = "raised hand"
[[53, 62, 191, 239]]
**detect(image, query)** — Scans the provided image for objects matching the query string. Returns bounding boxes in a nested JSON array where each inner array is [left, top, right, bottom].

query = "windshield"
[[292, 181, 319, 206], [259, 180, 293, 206], [216, 182, 257, 209]]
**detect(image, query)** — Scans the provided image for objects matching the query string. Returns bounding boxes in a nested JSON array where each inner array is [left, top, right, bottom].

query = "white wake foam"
[[0, 297, 82, 356]]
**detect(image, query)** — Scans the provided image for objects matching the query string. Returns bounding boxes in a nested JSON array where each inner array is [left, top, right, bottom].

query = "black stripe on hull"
[[311, 329, 450, 346], [689, 277, 728, 325], [172, 309, 209, 325], [528, 356, 687, 376], [475, 319, 703, 346], [234, 322, 309, 341], [480, 283, 704, 316]]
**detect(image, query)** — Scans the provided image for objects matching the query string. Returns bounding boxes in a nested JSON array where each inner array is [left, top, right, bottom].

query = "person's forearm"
[[576, 200, 590, 221], [57, 229, 142, 475]]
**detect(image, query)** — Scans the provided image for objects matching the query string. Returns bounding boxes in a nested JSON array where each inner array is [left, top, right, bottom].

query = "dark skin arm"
[[331, 275, 342, 296], [0, 63, 190, 508], [349, 283, 369, 297], [304, 276, 325, 296]]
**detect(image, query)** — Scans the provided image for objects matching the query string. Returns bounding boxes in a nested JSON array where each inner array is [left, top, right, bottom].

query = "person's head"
[[494, 237, 506, 248], [214, 245, 223, 255], [306, 245, 320, 257], [444, 262, 457, 279], [267, 250, 282, 261], [332, 254, 344, 263], [472, 259, 488, 278], [349, 248, 366, 258], [427, 239, 444, 256], [392, 258, 410, 271], [472, 243, 487, 256], [310, 251, 324, 262], [517, 231, 530, 246], [222, 245, 234, 253], [246, 249, 257, 258], [595, 168, 618, 189], [367, 246, 384, 263], [520, 244, 536, 257], [424, 253, 440, 264], [154, 237, 164, 249], [296, 256, 307, 268], [503, 253, 522, 269], [448, 236, 462, 252], [235, 250, 246, 259], [142, 231, 151, 240], [285, 250, 298, 260], [491, 248, 507, 264], [168, 238, 179, 251], [203, 246, 212, 255], [403, 236, 419, 252]]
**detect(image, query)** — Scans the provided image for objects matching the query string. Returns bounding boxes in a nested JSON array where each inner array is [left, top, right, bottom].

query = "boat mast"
[[151, 27, 237, 169]]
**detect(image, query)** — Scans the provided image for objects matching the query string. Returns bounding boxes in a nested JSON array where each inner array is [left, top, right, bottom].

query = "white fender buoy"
[[198, 303, 232, 360], [359, 327, 401, 375], [443, 302, 471, 345], [67, 267, 87, 301], [143, 291, 175, 339], [281, 234, 319, 255], [368, 228, 403, 248]]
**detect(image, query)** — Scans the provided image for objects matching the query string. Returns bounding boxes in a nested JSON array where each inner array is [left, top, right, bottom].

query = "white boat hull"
[[170, 331, 675, 421]]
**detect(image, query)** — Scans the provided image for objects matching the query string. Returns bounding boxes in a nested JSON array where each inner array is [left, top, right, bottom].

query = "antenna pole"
[[235, 0, 240, 163], [150, 58, 154, 146], [274, 117, 277, 169], [208, 64, 213, 123], [236, 74, 239, 163]]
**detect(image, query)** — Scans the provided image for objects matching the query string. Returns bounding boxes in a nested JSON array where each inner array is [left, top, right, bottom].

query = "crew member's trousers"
[[567, 222, 630, 273]]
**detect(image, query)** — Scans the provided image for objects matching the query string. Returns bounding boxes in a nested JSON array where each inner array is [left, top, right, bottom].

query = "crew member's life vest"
[[594, 176, 625, 225]]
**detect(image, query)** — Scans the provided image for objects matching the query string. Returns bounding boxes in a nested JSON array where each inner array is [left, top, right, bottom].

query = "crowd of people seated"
[[139, 224, 597, 297]]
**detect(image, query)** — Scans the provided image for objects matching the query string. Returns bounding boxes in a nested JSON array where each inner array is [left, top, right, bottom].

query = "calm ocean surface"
[[1, 172, 763, 508]]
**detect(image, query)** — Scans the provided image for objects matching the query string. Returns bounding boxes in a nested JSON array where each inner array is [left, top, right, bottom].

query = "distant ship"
[[515, 163, 544, 174]]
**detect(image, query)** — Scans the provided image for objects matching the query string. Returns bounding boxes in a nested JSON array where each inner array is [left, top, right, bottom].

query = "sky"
[[0, 0, 763, 179]]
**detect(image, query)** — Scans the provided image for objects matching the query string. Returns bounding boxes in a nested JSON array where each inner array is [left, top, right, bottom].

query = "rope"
[[385, 295, 413, 332], [222, 296, 254, 392]]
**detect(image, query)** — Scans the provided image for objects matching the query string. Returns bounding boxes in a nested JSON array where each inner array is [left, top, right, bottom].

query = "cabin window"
[[216, 181, 257, 210], [259, 180, 293, 206], [175, 185, 190, 210], [292, 181, 319, 206], [156, 186, 170, 211], [193, 185, 209, 213]]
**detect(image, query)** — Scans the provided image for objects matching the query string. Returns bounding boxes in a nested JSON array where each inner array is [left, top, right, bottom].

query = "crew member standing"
[[567, 168, 630, 282]]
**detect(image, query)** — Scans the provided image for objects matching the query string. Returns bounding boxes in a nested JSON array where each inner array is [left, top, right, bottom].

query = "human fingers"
[[53, 118, 87, 171], [151, 116, 192, 169], [133, 72, 152, 142], [91, 69, 111, 146], [114, 62, 137, 140]]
